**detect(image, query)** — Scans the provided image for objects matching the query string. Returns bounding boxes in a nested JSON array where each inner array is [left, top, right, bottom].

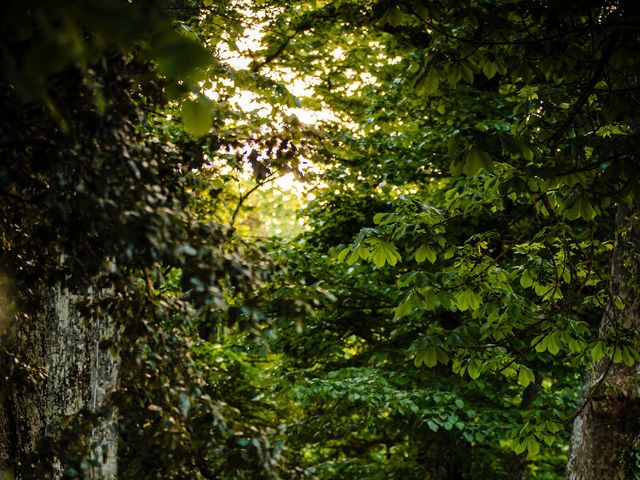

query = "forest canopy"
[[1, 0, 640, 479]]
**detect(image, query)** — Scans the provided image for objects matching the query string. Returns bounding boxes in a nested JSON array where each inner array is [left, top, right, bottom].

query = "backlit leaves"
[[518, 366, 535, 388], [181, 97, 214, 138], [370, 240, 401, 268], [455, 289, 482, 312], [415, 244, 437, 264]]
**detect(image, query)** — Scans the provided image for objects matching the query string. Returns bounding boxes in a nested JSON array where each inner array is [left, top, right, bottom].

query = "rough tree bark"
[[0, 283, 119, 479], [567, 199, 640, 479]]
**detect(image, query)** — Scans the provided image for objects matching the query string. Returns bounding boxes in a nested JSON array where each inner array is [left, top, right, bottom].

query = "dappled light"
[[2, 1, 640, 479]]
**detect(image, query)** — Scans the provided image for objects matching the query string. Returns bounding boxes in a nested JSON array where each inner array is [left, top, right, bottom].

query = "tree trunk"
[[567, 199, 640, 479], [0, 283, 119, 479]]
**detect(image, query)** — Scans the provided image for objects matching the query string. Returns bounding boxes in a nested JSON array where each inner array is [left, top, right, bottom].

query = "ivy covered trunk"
[[0, 284, 119, 479], [567, 199, 640, 479]]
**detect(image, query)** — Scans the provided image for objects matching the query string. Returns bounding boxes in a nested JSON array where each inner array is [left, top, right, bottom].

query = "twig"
[[227, 174, 278, 237]]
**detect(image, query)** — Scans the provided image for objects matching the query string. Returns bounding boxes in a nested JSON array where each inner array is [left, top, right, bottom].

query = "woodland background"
[[1, 0, 640, 479]]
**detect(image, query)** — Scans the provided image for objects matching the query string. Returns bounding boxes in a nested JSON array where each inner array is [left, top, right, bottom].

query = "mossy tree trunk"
[[0, 284, 119, 479]]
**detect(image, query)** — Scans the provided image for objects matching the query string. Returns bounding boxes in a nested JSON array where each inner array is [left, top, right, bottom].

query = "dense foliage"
[[1, 0, 639, 479], [251, 1, 640, 477]]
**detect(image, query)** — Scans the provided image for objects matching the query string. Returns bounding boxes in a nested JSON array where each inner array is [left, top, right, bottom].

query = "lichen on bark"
[[0, 283, 119, 479]]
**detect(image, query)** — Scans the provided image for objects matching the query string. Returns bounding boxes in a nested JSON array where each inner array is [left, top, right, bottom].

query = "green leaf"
[[513, 440, 527, 455], [520, 270, 533, 288], [501, 135, 524, 155], [423, 346, 438, 367], [455, 290, 481, 311], [357, 245, 371, 260], [482, 61, 498, 79], [371, 245, 387, 268], [381, 6, 405, 27], [445, 64, 462, 86], [613, 347, 623, 363], [373, 212, 395, 225], [347, 249, 360, 265], [370, 241, 401, 268], [182, 97, 213, 137], [463, 146, 493, 175], [533, 334, 549, 353], [546, 421, 562, 433], [564, 196, 597, 221], [415, 244, 437, 264], [518, 366, 535, 387], [567, 337, 581, 353], [422, 69, 439, 94], [337, 247, 350, 262], [591, 341, 606, 361], [436, 347, 449, 365], [622, 347, 636, 367], [467, 359, 482, 380], [613, 295, 625, 310], [396, 300, 413, 318], [154, 33, 211, 79], [526, 436, 540, 456], [546, 333, 560, 355], [460, 63, 474, 84]]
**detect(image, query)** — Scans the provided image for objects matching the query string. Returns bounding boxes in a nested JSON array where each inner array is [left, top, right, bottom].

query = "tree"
[[248, 0, 640, 477], [2, 0, 640, 478], [567, 197, 640, 479], [0, 1, 294, 478]]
